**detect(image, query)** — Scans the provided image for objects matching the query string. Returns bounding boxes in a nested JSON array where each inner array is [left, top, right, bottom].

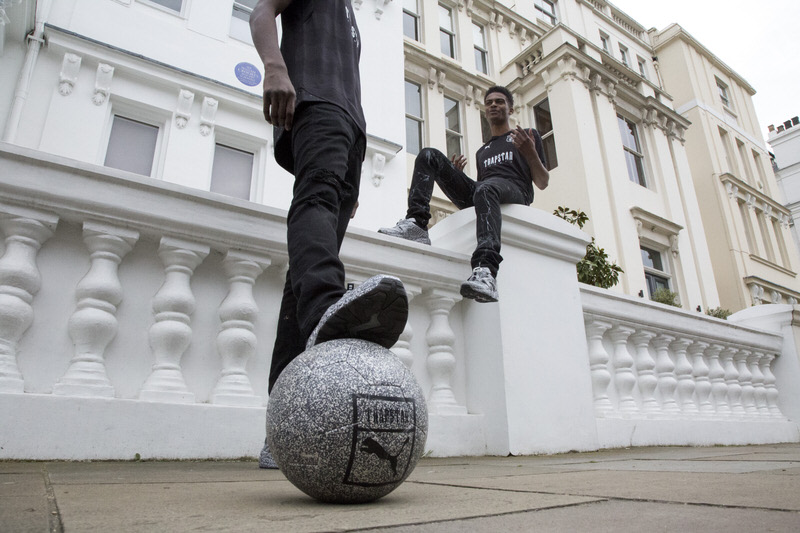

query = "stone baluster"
[[706, 344, 728, 416], [608, 325, 637, 413], [584, 317, 613, 415], [630, 329, 658, 414], [748, 351, 768, 417], [391, 286, 420, 369], [723, 347, 745, 416], [210, 251, 268, 406], [0, 210, 57, 393], [671, 338, 698, 414], [652, 334, 679, 414], [424, 289, 465, 415], [759, 354, 784, 418], [688, 340, 713, 415], [735, 349, 757, 416], [139, 237, 209, 403], [53, 222, 138, 397]]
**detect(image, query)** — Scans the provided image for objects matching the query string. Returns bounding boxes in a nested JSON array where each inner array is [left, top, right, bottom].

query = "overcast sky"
[[607, 0, 800, 145]]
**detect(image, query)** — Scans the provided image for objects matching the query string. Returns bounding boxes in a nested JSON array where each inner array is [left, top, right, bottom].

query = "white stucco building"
[[769, 116, 800, 257], [1, 0, 799, 460]]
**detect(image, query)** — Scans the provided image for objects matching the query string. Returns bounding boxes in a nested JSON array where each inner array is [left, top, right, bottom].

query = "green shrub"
[[651, 287, 680, 307], [705, 306, 732, 320], [554, 206, 624, 289]]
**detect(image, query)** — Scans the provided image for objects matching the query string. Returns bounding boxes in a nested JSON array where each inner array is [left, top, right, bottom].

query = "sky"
[[608, 0, 800, 144]]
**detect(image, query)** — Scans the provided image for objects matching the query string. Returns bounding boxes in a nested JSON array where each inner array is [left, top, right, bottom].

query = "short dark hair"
[[484, 85, 513, 108]]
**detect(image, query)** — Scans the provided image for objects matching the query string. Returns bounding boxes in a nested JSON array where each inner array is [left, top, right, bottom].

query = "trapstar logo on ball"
[[343, 394, 417, 487]]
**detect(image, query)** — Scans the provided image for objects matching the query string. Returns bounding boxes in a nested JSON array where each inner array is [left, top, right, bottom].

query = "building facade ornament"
[[92, 63, 114, 106], [174, 89, 194, 129], [58, 53, 81, 96]]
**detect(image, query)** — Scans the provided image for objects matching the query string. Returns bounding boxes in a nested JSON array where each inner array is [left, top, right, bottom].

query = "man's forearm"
[[250, 0, 288, 73]]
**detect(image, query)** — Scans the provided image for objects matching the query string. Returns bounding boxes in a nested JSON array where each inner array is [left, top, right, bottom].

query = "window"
[[439, 4, 456, 59], [534, 99, 558, 170], [405, 80, 424, 155], [534, 0, 557, 25], [104, 115, 159, 176], [618, 115, 646, 187], [444, 96, 462, 158], [641, 246, 671, 298], [637, 57, 648, 79], [737, 139, 753, 183], [738, 200, 757, 253], [718, 127, 737, 175], [773, 218, 791, 268], [230, 0, 258, 44], [757, 212, 776, 263], [716, 78, 731, 108], [403, 0, 421, 41], [600, 32, 609, 53], [480, 115, 491, 143], [142, 0, 183, 13], [210, 144, 254, 200], [473, 23, 488, 74], [619, 45, 629, 67]]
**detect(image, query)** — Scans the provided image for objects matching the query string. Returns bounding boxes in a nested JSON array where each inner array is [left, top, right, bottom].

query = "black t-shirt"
[[476, 129, 546, 203], [274, 0, 366, 171]]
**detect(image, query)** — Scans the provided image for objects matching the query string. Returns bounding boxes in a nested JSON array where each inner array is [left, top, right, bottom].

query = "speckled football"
[[266, 338, 428, 504]]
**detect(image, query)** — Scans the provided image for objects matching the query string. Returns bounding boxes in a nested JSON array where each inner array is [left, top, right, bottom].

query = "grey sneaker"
[[460, 267, 498, 303], [306, 274, 408, 350], [378, 218, 431, 245], [258, 440, 278, 469]]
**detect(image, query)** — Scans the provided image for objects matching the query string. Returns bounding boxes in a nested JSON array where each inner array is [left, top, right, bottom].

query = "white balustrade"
[[736, 349, 757, 415], [424, 289, 465, 415], [210, 251, 269, 406], [139, 237, 209, 403], [748, 351, 768, 416], [630, 329, 658, 414], [0, 210, 57, 393], [689, 340, 713, 414], [706, 344, 729, 415], [653, 334, 679, 414], [671, 338, 698, 414], [584, 317, 613, 414], [391, 288, 420, 369], [608, 325, 637, 413], [53, 222, 138, 397]]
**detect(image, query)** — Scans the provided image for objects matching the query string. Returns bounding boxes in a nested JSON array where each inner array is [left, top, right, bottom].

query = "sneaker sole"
[[307, 277, 408, 349], [377, 228, 431, 246], [460, 282, 498, 303]]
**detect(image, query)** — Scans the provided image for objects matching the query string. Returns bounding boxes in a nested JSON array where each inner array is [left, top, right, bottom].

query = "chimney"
[[793, 116, 799, 126], [768, 124, 775, 132]]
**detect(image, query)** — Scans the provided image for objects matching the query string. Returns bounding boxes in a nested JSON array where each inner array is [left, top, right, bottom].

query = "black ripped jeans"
[[406, 148, 529, 277], [268, 103, 365, 391]]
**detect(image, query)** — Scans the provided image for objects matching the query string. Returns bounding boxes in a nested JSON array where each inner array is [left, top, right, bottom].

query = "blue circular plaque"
[[235, 62, 262, 87]]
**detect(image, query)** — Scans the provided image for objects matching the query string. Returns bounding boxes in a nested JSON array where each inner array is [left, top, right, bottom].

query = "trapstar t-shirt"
[[476, 129, 546, 203], [274, 0, 366, 171]]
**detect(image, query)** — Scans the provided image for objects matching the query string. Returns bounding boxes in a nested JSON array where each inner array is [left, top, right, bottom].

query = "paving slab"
[[358, 500, 800, 533], [428, 470, 800, 511], [52, 477, 598, 533]]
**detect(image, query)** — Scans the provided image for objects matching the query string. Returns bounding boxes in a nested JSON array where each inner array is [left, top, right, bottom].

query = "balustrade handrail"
[[581, 284, 782, 353]]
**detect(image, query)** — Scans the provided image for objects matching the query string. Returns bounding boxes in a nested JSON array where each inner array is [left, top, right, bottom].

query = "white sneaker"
[[378, 218, 431, 245], [460, 267, 498, 303]]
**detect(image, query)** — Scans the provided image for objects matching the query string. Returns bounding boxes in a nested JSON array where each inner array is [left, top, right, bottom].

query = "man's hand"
[[511, 125, 549, 190], [451, 153, 467, 172], [262, 69, 296, 130], [510, 125, 536, 160]]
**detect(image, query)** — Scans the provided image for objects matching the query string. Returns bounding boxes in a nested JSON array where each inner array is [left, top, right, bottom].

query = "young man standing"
[[250, 0, 408, 469], [380, 86, 549, 302]]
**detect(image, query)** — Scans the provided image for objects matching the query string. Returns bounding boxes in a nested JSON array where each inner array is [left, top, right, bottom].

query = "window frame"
[[230, 0, 258, 44], [403, 0, 421, 42], [618, 114, 647, 187], [599, 31, 610, 53], [472, 22, 489, 74], [618, 44, 629, 67], [533, 98, 558, 170], [210, 143, 256, 201], [139, 0, 185, 16], [534, 0, 557, 25], [439, 4, 457, 59], [443, 95, 463, 159], [405, 79, 425, 156], [637, 56, 648, 79], [640, 245, 672, 299], [716, 77, 732, 109]]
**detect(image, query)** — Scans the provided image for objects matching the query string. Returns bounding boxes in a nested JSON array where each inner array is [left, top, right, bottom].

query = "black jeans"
[[268, 103, 365, 392], [406, 148, 529, 277]]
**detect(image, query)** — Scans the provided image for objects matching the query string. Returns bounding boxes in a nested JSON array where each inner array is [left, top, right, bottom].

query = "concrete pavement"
[[2, 444, 799, 532]]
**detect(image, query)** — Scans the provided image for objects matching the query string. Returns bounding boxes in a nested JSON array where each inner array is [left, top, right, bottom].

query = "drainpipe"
[[3, 0, 51, 143]]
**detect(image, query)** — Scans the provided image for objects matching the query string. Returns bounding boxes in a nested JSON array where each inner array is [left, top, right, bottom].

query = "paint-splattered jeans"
[[406, 147, 530, 277], [269, 103, 365, 391]]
